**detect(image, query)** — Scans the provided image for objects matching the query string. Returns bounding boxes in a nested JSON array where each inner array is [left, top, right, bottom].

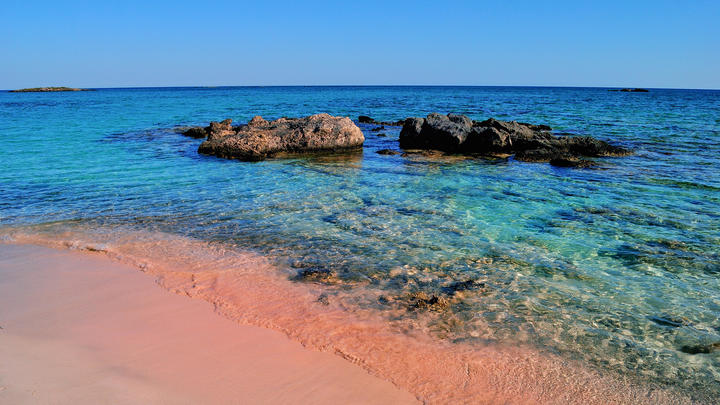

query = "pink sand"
[[0, 244, 418, 404]]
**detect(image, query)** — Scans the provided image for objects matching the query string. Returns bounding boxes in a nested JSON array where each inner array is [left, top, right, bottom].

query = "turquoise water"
[[1, 86, 719, 400]]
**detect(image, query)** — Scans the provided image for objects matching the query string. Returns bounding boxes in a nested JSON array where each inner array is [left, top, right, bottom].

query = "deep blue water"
[[1, 86, 719, 398]]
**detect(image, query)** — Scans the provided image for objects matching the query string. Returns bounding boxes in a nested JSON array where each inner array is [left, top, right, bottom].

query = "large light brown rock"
[[198, 114, 364, 161]]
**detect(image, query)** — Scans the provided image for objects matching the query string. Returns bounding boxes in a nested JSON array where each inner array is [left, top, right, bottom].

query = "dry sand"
[[0, 243, 418, 405]]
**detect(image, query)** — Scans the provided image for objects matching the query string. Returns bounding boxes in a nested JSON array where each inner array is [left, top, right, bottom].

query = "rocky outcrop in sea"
[[195, 114, 364, 161], [399, 113, 631, 166]]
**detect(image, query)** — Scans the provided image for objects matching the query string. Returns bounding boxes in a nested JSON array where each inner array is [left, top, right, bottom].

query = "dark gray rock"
[[181, 127, 208, 138], [357, 115, 404, 126], [400, 113, 631, 165]]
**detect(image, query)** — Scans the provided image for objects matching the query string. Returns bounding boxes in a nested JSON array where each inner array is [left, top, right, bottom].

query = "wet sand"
[[0, 244, 418, 404]]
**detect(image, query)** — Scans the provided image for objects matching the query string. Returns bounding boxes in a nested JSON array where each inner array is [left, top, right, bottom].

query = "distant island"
[[9, 86, 92, 93], [609, 88, 649, 92]]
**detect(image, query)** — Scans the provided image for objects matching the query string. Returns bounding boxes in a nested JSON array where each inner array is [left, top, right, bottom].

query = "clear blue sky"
[[2, 0, 718, 89]]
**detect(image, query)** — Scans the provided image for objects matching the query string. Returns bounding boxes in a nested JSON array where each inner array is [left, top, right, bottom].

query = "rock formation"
[[398, 113, 630, 165], [197, 114, 364, 161]]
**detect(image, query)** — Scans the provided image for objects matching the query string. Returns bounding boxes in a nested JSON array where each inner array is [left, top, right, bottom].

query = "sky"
[[1, 1, 719, 89]]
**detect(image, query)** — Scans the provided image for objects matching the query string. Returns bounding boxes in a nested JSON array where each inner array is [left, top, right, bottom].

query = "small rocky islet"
[[609, 88, 650, 92], [9, 86, 92, 92], [181, 112, 631, 167]]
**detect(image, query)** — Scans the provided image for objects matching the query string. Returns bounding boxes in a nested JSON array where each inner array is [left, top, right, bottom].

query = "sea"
[[1, 86, 718, 403]]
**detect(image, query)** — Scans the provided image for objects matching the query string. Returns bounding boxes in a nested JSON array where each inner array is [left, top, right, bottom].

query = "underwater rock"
[[407, 292, 450, 311], [317, 293, 330, 305], [198, 114, 364, 161], [357, 115, 405, 126], [399, 113, 630, 165], [648, 315, 690, 328], [680, 342, 720, 355], [294, 267, 341, 284], [401, 150, 447, 158], [371, 126, 386, 132], [376, 149, 401, 155], [181, 126, 208, 138], [549, 157, 596, 168], [442, 279, 486, 295]]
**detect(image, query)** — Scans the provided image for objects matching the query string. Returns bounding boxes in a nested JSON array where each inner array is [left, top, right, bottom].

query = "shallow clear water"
[[1, 86, 719, 400]]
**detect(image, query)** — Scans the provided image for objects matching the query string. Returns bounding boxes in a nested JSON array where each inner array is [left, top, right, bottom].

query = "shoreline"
[[0, 243, 418, 404], [0, 227, 694, 404]]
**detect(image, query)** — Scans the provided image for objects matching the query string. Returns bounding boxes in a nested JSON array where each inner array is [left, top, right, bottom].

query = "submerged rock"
[[181, 126, 208, 138], [442, 279, 486, 295], [549, 157, 596, 168], [649, 315, 690, 328], [376, 149, 401, 155], [408, 292, 450, 311], [357, 115, 405, 126], [680, 342, 720, 355], [294, 267, 341, 284], [399, 113, 630, 165], [198, 114, 364, 161]]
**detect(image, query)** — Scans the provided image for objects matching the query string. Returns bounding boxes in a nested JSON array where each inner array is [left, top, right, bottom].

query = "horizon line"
[[3, 84, 720, 92]]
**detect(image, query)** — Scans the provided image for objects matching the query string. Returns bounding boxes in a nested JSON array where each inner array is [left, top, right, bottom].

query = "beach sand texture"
[[0, 244, 418, 405]]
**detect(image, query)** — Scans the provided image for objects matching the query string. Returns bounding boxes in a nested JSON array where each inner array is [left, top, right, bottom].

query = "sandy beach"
[[0, 243, 418, 405]]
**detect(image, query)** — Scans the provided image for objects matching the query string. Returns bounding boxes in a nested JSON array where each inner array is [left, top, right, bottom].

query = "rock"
[[649, 315, 690, 328], [198, 114, 364, 161], [357, 115, 404, 126], [181, 127, 207, 138], [549, 157, 595, 168], [408, 292, 450, 311], [399, 113, 630, 165], [376, 149, 400, 155], [610, 88, 649, 92], [442, 279, 485, 295], [514, 148, 561, 162], [376, 133, 387, 137], [317, 293, 330, 305], [680, 342, 720, 355], [294, 267, 340, 284], [371, 126, 386, 132], [206, 118, 234, 141], [401, 150, 447, 158], [177, 119, 233, 139]]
